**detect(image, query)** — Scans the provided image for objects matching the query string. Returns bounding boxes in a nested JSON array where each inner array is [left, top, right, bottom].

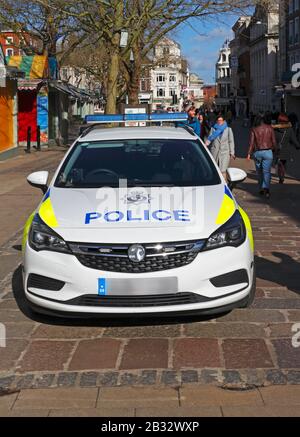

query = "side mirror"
[[27, 171, 49, 194], [227, 168, 247, 190]]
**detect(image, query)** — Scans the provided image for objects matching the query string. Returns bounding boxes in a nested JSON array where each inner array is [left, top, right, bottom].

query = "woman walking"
[[247, 114, 277, 199], [273, 113, 300, 183], [206, 115, 235, 178]]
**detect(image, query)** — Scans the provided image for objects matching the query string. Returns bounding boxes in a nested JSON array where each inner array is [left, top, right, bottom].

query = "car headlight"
[[29, 214, 71, 254], [203, 210, 246, 251]]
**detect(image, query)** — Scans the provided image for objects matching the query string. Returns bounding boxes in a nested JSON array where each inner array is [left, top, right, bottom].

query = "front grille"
[[27, 273, 65, 291], [69, 240, 204, 273], [65, 293, 211, 307]]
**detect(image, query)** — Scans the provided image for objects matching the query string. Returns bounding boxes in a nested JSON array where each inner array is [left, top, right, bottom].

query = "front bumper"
[[23, 238, 254, 316]]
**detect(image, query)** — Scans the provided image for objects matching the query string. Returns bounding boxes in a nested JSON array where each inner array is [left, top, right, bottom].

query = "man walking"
[[247, 114, 277, 199]]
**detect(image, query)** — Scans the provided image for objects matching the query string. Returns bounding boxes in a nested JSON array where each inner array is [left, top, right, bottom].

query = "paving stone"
[[0, 375, 15, 390], [0, 310, 30, 323], [180, 386, 263, 406], [265, 370, 287, 385], [268, 323, 294, 338], [223, 339, 274, 368], [14, 387, 99, 410], [0, 340, 29, 371], [181, 370, 199, 384], [18, 341, 75, 372], [120, 339, 168, 370], [119, 373, 139, 386], [103, 325, 181, 338], [0, 393, 19, 410], [222, 370, 242, 385], [69, 339, 121, 371], [80, 372, 98, 387], [199, 369, 220, 384], [174, 338, 221, 368], [286, 371, 300, 384], [33, 374, 55, 388], [272, 339, 300, 368], [0, 408, 50, 417], [3, 323, 36, 339], [0, 299, 20, 310], [222, 405, 300, 417], [57, 372, 78, 387], [138, 370, 157, 386], [160, 370, 179, 385], [136, 406, 222, 417], [97, 386, 179, 409], [15, 374, 35, 390], [264, 288, 300, 299], [33, 325, 104, 339], [218, 309, 285, 322], [253, 299, 300, 309], [244, 369, 266, 387], [287, 310, 300, 322], [259, 386, 300, 405], [48, 408, 134, 417], [184, 322, 265, 338], [98, 372, 118, 387]]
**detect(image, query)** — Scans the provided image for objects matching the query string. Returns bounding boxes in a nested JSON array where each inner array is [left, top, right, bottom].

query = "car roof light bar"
[[84, 112, 188, 124]]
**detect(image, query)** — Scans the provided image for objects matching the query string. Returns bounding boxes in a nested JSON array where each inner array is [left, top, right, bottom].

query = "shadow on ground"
[[255, 252, 300, 294]]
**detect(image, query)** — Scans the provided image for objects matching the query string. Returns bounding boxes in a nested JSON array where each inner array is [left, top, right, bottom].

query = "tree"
[[0, 0, 258, 113]]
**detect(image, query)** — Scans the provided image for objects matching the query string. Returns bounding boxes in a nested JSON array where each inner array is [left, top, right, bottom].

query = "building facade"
[[215, 40, 231, 111], [187, 73, 204, 107], [249, 2, 280, 113], [278, 0, 300, 119], [203, 84, 217, 109], [230, 17, 252, 118], [150, 37, 189, 110]]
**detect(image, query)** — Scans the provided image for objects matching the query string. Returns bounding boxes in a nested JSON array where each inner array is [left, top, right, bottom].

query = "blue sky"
[[175, 14, 238, 84]]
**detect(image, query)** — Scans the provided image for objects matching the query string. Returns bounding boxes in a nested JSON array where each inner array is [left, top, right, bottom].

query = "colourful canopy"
[[6, 55, 57, 79]]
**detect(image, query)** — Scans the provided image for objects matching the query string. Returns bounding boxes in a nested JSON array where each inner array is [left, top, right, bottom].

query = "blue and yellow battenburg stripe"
[[215, 185, 236, 225], [22, 211, 35, 252], [239, 206, 254, 252], [38, 189, 58, 228]]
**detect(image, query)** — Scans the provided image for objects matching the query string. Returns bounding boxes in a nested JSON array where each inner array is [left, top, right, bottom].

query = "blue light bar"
[[84, 112, 188, 124]]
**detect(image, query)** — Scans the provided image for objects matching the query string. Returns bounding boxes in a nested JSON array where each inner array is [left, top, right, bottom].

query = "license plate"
[[98, 277, 178, 296]]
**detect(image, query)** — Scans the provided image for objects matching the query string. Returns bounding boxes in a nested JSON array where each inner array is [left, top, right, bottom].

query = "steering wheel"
[[85, 168, 119, 179]]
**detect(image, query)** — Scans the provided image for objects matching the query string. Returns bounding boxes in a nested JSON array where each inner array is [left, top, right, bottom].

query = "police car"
[[22, 113, 255, 317]]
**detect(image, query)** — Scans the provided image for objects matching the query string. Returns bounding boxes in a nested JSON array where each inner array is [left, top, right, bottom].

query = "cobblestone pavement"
[[0, 122, 300, 398]]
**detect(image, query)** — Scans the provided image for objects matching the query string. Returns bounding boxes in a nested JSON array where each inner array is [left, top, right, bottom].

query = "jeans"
[[253, 149, 273, 190]]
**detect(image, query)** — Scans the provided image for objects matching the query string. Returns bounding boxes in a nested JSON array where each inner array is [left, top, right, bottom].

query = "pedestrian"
[[247, 114, 277, 199], [273, 113, 300, 183], [226, 109, 233, 126], [186, 106, 200, 136], [197, 112, 210, 142], [206, 115, 235, 178]]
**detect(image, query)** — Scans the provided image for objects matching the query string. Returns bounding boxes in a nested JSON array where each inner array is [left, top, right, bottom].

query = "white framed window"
[[289, 20, 295, 45], [157, 88, 165, 97], [163, 46, 169, 55], [169, 88, 176, 97], [169, 74, 176, 82], [156, 74, 165, 83], [5, 36, 13, 44], [5, 48, 14, 56], [295, 17, 300, 43]]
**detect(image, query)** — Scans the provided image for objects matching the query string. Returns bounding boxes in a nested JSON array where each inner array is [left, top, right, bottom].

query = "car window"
[[54, 139, 221, 188]]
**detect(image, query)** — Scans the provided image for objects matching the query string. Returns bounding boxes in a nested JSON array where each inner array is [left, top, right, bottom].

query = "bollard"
[[25, 126, 31, 153], [36, 125, 41, 151]]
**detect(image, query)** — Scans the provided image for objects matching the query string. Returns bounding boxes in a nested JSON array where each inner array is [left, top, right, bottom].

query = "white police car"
[[22, 117, 255, 317]]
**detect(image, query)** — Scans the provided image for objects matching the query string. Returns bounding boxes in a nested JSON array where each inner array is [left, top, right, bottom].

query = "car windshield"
[[54, 139, 221, 188]]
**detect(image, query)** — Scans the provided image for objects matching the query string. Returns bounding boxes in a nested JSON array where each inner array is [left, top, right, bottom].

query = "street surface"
[[0, 122, 300, 416]]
